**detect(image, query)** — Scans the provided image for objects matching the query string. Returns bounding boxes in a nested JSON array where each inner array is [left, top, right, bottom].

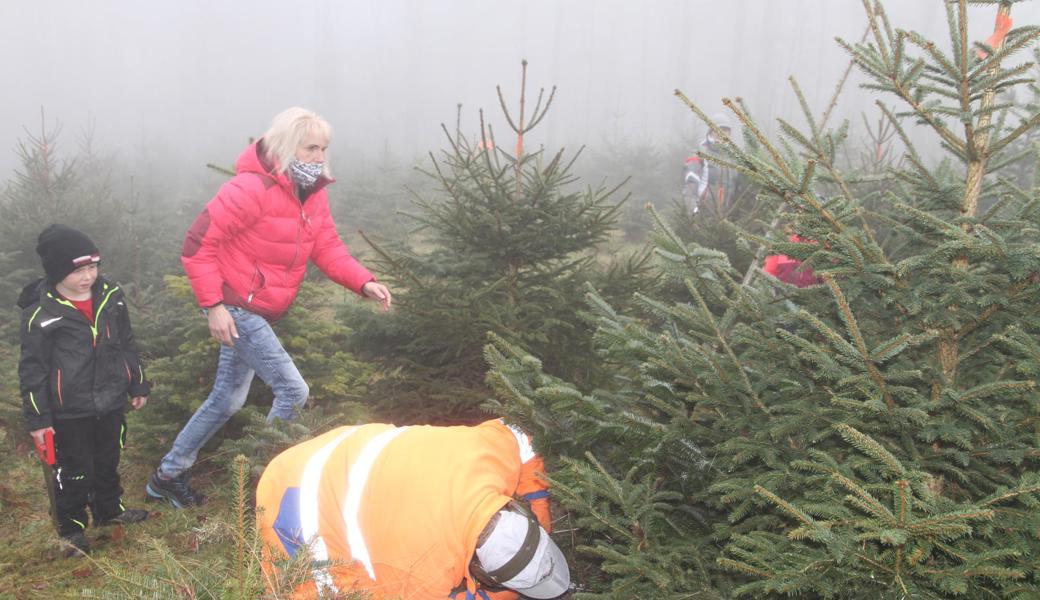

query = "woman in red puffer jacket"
[[147, 107, 392, 508]]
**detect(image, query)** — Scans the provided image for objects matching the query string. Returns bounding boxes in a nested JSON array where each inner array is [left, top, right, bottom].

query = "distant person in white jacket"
[[683, 113, 734, 215]]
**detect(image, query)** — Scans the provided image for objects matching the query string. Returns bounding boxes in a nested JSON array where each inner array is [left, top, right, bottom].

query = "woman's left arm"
[[309, 202, 377, 295]]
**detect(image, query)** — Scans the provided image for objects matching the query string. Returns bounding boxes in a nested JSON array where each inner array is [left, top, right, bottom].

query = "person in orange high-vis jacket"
[[256, 419, 570, 600]]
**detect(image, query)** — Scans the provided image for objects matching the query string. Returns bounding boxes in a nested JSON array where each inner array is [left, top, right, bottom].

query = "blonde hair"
[[261, 107, 333, 177]]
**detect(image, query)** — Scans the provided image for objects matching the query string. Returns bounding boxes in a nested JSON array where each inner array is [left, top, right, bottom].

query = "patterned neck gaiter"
[[289, 160, 324, 188]]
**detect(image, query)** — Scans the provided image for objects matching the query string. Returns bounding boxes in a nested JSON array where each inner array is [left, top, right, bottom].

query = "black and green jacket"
[[17, 276, 149, 431]]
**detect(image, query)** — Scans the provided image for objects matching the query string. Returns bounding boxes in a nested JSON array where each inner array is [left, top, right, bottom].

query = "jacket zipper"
[[287, 207, 309, 273], [91, 285, 119, 344], [248, 263, 265, 303], [57, 369, 63, 406]]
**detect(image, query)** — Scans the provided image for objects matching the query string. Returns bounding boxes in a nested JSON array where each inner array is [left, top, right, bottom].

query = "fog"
[[2, 1, 1038, 181]]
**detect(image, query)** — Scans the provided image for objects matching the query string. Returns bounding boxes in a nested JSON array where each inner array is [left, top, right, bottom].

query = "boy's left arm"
[[118, 302, 150, 399]]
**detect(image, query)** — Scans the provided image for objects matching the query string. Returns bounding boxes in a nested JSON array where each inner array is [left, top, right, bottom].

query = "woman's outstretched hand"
[[362, 281, 392, 312]]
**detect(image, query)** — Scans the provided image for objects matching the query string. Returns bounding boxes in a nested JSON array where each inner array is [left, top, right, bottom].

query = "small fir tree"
[[0, 112, 82, 273], [359, 61, 650, 421], [0, 112, 182, 289]]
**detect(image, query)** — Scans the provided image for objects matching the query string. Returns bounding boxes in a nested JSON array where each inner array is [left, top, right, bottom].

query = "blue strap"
[[522, 490, 550, 501]]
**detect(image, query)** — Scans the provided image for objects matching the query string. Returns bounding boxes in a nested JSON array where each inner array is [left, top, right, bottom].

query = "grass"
[[0, 418, 235, 599]]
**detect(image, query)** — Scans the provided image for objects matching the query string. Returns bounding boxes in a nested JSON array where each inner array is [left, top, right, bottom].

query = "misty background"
[[4, 1, 1038, 187]]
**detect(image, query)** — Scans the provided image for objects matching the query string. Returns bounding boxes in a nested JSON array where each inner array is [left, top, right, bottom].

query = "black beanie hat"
[[36, 224, 100, 283]]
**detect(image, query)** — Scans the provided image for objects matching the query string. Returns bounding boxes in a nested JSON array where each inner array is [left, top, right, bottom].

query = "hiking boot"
[[61, 531, 90, 557], [146, 470, 206, 508], [97, 508, 149, 526]]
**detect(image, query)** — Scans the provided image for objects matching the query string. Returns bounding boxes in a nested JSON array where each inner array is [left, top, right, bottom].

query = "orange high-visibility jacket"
[[256, 419, 551, 600]]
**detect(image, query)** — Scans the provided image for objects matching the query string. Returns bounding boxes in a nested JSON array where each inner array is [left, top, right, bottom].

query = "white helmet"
[[473, 504, 570, 598]]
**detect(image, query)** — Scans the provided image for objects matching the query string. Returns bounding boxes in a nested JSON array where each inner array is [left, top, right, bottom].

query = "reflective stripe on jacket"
[[256, 419, 550, 600]]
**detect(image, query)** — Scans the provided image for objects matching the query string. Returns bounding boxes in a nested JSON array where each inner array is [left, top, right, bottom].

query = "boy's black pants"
[[51, 409, 127, 537]]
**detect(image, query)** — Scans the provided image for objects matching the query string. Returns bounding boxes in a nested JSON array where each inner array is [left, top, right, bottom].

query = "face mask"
[[289, 160, 324, 188]]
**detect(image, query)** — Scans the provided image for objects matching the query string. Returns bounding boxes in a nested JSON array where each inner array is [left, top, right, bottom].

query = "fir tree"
[[358, 61, 651, 421], [0, 112, 82, 273], [0, 111, 181, 288], [487, 2, 1040, 598]]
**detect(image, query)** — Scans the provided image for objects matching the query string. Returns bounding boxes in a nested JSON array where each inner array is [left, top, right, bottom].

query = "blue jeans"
[[158, 306, 308, 478]]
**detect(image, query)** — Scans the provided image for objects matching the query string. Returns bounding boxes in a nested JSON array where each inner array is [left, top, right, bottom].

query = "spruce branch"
[[848, 2, 970, 157], [797, 160, 816, 195], [989, 109, 1040, 156], [753, 485, 818, 529], [722, 97, 797, 184], [956, 279, 1030, 339], [716, 557, 772, 579], [862, 0, 892, 68], [822, 24, 872, 131], [979, 480, 1040, 508], [683, 278, 767, 415], [835, 423, 907, 478], [956, 379, 1035, 403], [832, 473, 898, 526], [823, 274, 896, 409], [782, 78, 883, 249]]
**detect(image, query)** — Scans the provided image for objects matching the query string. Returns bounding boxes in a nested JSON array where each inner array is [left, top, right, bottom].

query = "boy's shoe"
[[146, 470, 205, 508], [97, 508, 149, 526], [61, 531, 90, 557]]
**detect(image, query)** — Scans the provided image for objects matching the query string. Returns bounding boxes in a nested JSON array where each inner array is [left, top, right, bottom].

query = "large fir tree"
[[486, 2, 1040, 598]]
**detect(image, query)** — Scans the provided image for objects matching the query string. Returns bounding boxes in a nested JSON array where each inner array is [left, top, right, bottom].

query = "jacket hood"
[[17, 278, 45, 309], [235, 141, 287, 182]]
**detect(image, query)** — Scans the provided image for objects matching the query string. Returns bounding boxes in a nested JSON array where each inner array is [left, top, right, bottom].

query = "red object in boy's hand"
[[34, 429, 56, 466]]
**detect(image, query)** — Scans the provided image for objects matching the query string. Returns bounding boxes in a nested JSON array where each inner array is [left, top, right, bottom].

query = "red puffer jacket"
[[182, 141, 374, 321]]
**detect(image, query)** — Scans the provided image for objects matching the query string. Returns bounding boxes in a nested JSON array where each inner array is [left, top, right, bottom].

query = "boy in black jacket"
[[18, 224, 151, 556]]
